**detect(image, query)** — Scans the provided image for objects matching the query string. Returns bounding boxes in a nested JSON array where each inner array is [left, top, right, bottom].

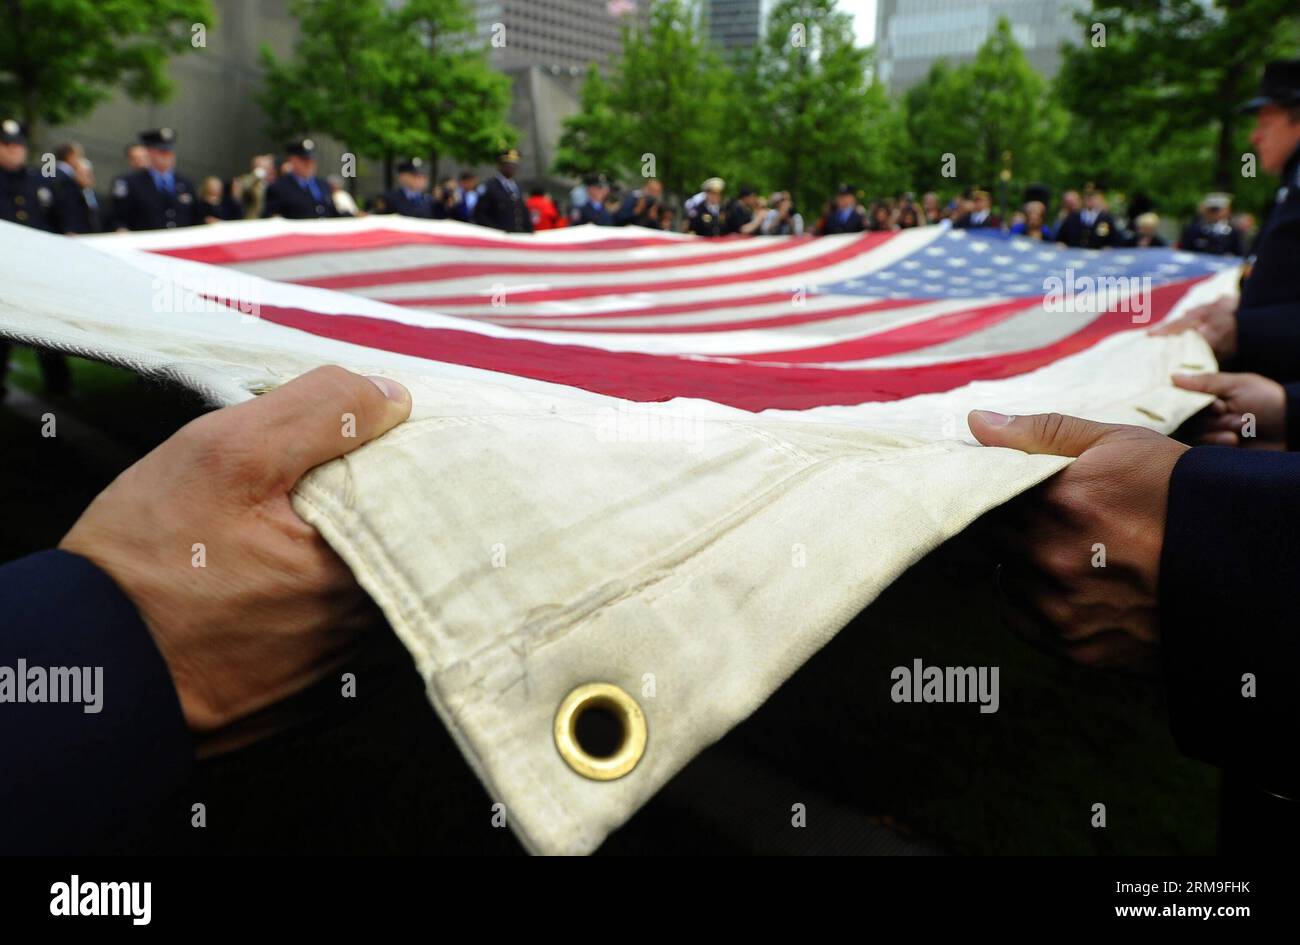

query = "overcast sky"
[[842, 0, 879, 47]]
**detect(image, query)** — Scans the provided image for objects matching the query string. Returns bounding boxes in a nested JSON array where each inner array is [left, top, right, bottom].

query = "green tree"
[[553, 65, 627, 180], [903, 19, 1066, 201], [261, 0, 513, 182], [1056, 0, 1300, 216], [0, 0, 215, 140], [902, 60, 963, 194], [381, 0, 515, 171], [553, 0, 739, 201], [747, 0, 905, 217]]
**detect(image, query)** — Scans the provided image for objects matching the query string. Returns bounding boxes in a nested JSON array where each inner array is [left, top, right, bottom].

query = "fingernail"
[[972, 410, 1013, 426], [366, 375, 408, 403]]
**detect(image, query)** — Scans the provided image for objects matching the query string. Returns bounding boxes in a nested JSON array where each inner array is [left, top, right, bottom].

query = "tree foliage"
[[553, 65, 625, 180], [902, 19, 1066, 199], [555, 0, 905, 209], [1057, 0, 1300, 217], [260, 0, 513, 174], [552, 0, 740, 199], [0, 0, 215, 140], [746, 0, 906, 217]]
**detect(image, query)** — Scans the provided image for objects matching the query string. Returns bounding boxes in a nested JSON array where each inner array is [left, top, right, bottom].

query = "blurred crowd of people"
[[0, 121, 1255, 263]]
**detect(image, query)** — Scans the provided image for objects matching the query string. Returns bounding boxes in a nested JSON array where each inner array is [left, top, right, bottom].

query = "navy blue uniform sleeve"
[[0, 550, 192, 852], [1286, 382, 1300, 451], [1234, 300, 1300, 383], [1160, 447, 1300, 793]]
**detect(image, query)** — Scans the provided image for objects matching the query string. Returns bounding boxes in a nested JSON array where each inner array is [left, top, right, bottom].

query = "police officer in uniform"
[[0, 119, 58, 231], [106, 144, 149, 231], [1179, 193, 1244, 256], [472, 148, 532, 233], [263, 139, 339, 220], [569, 174, 613, 226], [821, 184, 867, 234], [1153, 59, 1300, 380], [687, 178, 726, 237], [52, 142, 101, 234], [112, 128, 198, 231], [0, 118, 71, 395], [379, 158, 439, 219], [1055, 186, 1122, 248]]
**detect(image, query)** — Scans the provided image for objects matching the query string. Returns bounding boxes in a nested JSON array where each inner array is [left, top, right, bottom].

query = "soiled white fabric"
[[0, 220, 1227, 854]]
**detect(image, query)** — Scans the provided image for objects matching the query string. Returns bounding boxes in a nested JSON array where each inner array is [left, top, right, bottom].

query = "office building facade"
[[875, 0, 1082, 92]]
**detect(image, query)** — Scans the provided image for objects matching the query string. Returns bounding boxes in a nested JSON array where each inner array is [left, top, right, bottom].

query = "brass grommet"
[[553, 683, 647, 781]]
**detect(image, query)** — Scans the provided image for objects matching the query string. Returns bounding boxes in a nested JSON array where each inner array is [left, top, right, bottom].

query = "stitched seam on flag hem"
[[441, 439, 977, 675], [289, 477, 584, 854], [0, 322, 258, 406]]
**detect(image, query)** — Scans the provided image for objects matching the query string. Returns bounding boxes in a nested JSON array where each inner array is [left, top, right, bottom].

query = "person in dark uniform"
[[106, 143, 149, 231], [687, 178, 726, 237], [472, 148, 532, 233], [951, 189, 1002, 230], [723, 185, 766, 236], [1153, 59, 1300, 381], [112, 128, 198, 231], [0, 118, 71, 396], [969, 62, 1300, 854], [453, 171, 479, 222], [1179, 193, 1244, 255], [569, 174, 613, 226], [52, 142, 101, 234], [262, 139, 339, 220], [1055, 187, 1122, 248], [380, 158, 439, 219], [614, 178, 665, 228], [821, 184, 866, 234], [0, 119, 58, 231]]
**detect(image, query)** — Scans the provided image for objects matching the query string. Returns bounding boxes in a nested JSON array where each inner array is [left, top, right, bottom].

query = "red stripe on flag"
[[389, 232, 894, 307], [220, 277, 1201, 410], [292, 237, 814, 289], [723, 297, 1037, 360], [491, 297, 934, 334]]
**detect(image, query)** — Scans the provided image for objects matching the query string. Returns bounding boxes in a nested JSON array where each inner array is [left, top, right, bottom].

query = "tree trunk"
[[1213, 59, 1245, 190], [22, 89, 38, 152]]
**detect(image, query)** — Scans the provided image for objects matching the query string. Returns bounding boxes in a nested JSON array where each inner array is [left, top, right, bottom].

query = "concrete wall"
[[36, 0, 307, 192], [30, 0, 590, 206]]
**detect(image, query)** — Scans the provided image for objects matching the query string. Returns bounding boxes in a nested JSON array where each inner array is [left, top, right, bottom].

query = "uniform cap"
[[1240, 59, 1300, 112], [139, 127, 176, 150], [0, 118, 25, 145]]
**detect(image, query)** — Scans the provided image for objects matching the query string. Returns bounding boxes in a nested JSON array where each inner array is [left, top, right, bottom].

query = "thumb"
[[1148, 313, 1195, 337], [1171, 372, 1235, 397], [234, 365, 412, 489], [967, 410, 1119, 458]]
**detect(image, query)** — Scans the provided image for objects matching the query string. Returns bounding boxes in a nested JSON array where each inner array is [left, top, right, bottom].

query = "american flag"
[[0, 217, 1240, 854], [140, 220, 1238, 411]]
